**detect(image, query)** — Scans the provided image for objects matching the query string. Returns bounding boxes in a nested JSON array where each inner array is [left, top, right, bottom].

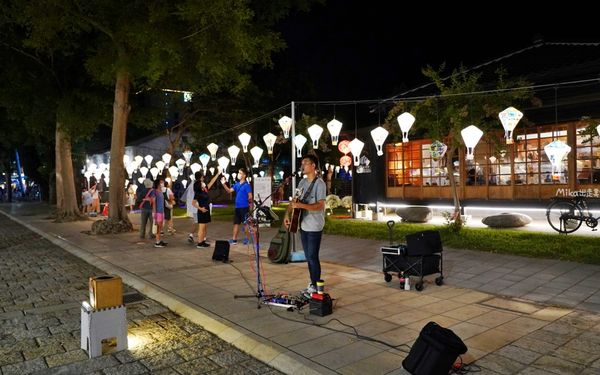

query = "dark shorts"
[[234, 207, 250, 224], [164, 207, 171, 220], [197, 209, 211, 224]]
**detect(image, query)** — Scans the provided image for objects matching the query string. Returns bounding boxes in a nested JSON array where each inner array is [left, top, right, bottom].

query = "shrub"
[[340, 196, 353, 209]]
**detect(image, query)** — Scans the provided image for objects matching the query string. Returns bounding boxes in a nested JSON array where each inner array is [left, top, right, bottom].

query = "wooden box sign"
[[89, 275, 123, 310]]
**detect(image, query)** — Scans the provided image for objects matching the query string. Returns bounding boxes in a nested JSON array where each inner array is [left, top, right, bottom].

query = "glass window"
[[576, 127, 600, 185]]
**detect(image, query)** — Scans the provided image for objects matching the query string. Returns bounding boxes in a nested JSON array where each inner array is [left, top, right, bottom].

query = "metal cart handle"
[[387, 220, 395, 245]]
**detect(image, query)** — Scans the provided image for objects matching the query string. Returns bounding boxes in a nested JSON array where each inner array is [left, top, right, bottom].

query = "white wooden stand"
[[80, 302, 127, 358]]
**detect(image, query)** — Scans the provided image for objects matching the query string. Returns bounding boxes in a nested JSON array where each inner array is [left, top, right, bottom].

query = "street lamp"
[[370, 126, 389, 156], [278, 116, 292, 138], [308, 124, 324, 149], [327, 119, 343, 146], [397, 112, 415, 143], [499, 106, 523, 145], [238, 132, 251, 152], [461, 125, 483, 160]]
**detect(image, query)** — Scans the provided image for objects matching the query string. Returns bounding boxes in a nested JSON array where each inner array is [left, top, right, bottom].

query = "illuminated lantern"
[[238, 132, 251, 152], [340, 155, 352, 167], [429, 140, 448, 161], [499, 106, 523, 144], [461, 125, 483, 160], [161, 153, 172, 166], [190, 163, 201, 174], [144, 155, 153, 167], [294, 134, 307, 157], [307, 124, 324, 148], [155, 160, 165, 173], [348, 138, 364, 165], [199, 154, 210, 170], [182, 150, 193, 165], [250, 146, 263, 167], [228, 145, 240, 165], [397, 112, 415, 143], [370, 126, 389, 156], [338, 140, 351, 155], [207, 143, 218, 161], [217, 156, 230, 174], [278, 116, 292, 138], [544, 140, 571, 179], [263, 132, 277, 154], [175, 158, 186, 174], [327, 119, 343, 146]]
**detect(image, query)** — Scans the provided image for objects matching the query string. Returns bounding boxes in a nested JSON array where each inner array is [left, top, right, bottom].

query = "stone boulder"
[[395, 207, 432, 223], [482, 213, 532, 228]]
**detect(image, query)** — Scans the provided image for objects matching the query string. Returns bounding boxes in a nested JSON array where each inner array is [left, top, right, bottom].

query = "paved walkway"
[[2, 203, 600, 374]]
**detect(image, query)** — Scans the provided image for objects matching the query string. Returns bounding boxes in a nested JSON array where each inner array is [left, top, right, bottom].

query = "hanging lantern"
[[348, 138, 365, 165], [338, 140, 350, 155], [397, 112, 415, 143], [168, 165, 179, 180], [144, 155, 153, 168], [175, 158, 186, 174], [207, 143, 219, 161], [370, 126, 389, 156], [250, 146, 263, 167], [238, 132, 251, 152], [137, 177, 144, 184], [125, 164, 135, 179], [461, 125, 484, 160], [327, 119, 343, 146], [156, 160, 166, 174], [307, 124, 324, 148], [596, 124, 600, 136], [209, 167, 215, 175], [182, 180, 188, 189], [123, 155, 130, 165], [278, 170, 284, 179], [278, 116, 292, 138], [199, 154, 210, 170], [228, 145, 241, 165], [217, 156, 230, 174], [190, 163, 201, 174], [139, 167, 149, 178], [259, 171, 265, 177], [340, 155, 352, 167], [294, 134, 307, 157], [499, 106, 523, 144], [263, 133, 277, 154], [429, 140, 448, 161], [182, 150, 193, 166], [232, 172, 237, 181], [150, 167, 159, 180], [544, 140, 571, 179], [161, 153, 172, 166], [133, 156, 143, 169]]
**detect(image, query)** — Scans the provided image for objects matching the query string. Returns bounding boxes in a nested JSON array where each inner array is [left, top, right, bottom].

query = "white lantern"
[[250, 146, 263, 168], [175, 158, 186, 174], [370, 126, 389, 156], [307, 124, 324, 148], [294, 134, 307, 157], [168, 165, 179, 180], [461, 125, 484, 160], [239, 132, 251, 152], [596, 124, 600, 136], [155, 160, 165, 174], [217, 156, 230, 174], [499, 106, 523, 144], [544, 140, 571, 178], [397, 112, 415, 143], [182, 150, 193, 165], [144, 155, 153, 168], [137, 177, 144, 184], [130, 184, 138, 193], [228, 145, 241, 165], [150, 167, 159, 180], [278, 170, 284, 179], [139, 166, 149, 178], [88, 163, 97, 173], [161, 153, 172, 166], [207, 143, 219, 161], [259, 171, 265, 177], [278, 116, 293, 138], [123, 155, 130, 165], [134, 156, 143, 169], [190, 163, 201, 174], [209, 167, 215, 175], [125, 164, 135, 179], [199, 154, 210, 170], [263, 133, 277, 155], [165, 177, 172, 184], [327, 119, 343, 146], [232, 172, 237, 181], [182, 180, 188, 189], [349, 138, 365, 165]]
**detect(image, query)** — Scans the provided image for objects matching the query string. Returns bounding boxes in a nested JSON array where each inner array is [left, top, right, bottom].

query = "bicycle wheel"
[[546, 201, 582, 234]]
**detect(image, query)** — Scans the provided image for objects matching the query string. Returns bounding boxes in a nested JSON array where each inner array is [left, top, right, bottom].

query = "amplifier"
[[309, 293, 332, 316]]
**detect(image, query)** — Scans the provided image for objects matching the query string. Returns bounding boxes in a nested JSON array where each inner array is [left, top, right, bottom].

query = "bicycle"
[[546, 192, 599, 234]]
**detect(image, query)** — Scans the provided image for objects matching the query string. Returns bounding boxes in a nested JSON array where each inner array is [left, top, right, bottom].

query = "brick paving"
[[0, 213, 282, 375]]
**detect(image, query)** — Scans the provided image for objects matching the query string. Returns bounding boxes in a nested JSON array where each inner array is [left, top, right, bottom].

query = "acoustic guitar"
[[288, 189, 303, 233]]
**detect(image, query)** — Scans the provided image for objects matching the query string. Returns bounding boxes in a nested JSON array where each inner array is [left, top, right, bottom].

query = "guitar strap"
[[300, 178, 318, 203]]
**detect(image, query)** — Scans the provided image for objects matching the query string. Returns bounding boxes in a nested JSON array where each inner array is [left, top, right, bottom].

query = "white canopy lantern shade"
[[370, 126, 389, 156], [125, 164, 135, 179], [250, 146, 263, 168], [461, 125, 484, 160], [227, 145, 241, 165], [544, 140, 571, 178], [150, 167, 159, 180], [263, 133, 277, 154], [259, 171, 265, 177], [182, 150, 193, 165], [199, 154, 210, 170], [232, 172, 237, 181], [190, 163, 201, 174], [596, 124, 600, 136], [99, 163, 108, 172], [348, 138, 365, 165], [397, 112, 416, 143], [123, 155, 130, 165], [175, 158, 186, 174], [294, 134, 307, 157], [84, 170, 92, 181], [217, 156, 230, 174], [279, 170, 284, 179], [181, 180, 188, 189], [278, 116, 293, 138], [209, 167, 215, 175], [238, 132, 251, 152], [139, 166, 149, 178], [88, 163, 98, 172], [168, 165, 179, 180], [307, 124, 324, 148], [207, 143, 219, 161], [137, 177, 145, 184], [161, 153, 172, 166], [144, 155, 154, 168], [499, 106, 523, 144], [327, 119, 343, 146], [155, 160, 165, 174], [134, 156, 143, 169]]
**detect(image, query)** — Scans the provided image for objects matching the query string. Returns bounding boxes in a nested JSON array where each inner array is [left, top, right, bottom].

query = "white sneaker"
[[302, 283, 317, 296]]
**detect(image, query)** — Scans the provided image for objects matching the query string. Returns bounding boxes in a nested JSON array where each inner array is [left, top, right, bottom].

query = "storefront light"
[[499, 106, 523, 144]]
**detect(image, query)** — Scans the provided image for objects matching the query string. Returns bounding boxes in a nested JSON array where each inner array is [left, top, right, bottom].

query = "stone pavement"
[[3, 203, 600, 374]]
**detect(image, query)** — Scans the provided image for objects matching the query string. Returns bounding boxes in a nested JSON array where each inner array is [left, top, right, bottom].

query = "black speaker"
[[402, 321, 467, 375], [212, 240, 230, 262]]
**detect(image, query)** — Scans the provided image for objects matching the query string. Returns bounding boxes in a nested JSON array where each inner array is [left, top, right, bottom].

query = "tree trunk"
[[107, 71, 132, 228], [446, 146, 462, 223], [54, 123, 85, 222]]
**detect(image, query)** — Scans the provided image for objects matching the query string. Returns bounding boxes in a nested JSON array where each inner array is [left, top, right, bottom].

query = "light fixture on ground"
[[349, 138, 365, 164], [278, 116, 292, 138], [327, 119, 343, 146], [461, 125, 484, 160], [250, 146, 263, 167], [263, 133, 277, 154], [228, 145, 240, 165], [544, 140, 571, 179], [499, 106, 523, 144], [370, 126, 389, 156], [199, 154, 210, 171], [294, 134, 307, 157], [217, 156, 230, 174], [207, 143, 219, 161], [308, 124, 324, 148], [182, 150, 193, 165], [144, 155, 153, 168], [397, 112, 415, 143], [161, 153, 172, 166], [239, 132, 251, 152], [155, 160, 165, 174]]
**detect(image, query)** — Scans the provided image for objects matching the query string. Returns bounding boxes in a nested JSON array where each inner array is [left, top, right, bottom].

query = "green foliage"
[[441, 211, 466, 233]]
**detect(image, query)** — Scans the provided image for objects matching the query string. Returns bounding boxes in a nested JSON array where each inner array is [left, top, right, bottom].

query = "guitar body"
[[289, 201, 302, 233]]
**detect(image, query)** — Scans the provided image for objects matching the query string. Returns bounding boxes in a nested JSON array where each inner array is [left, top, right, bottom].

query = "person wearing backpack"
[[137, 179, 154, 240]]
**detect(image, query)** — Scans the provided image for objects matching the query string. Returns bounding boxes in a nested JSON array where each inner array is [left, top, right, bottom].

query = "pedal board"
[[263, 293, 310, 310]]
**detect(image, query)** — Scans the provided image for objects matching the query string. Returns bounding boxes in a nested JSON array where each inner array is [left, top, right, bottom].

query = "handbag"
[[164, 191, 173, 209]]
